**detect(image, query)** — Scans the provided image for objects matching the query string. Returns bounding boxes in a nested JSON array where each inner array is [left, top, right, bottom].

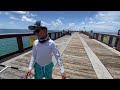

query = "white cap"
[[28, 21, 47, 30]]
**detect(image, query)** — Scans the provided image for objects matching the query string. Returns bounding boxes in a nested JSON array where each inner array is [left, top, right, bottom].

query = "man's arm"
[[26, 42, 37, 79], [51, 41, 64, 73], [29, 42, 37, 70]]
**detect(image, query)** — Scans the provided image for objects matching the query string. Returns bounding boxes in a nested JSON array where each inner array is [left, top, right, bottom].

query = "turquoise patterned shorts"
[[34, 62, 54, 79]]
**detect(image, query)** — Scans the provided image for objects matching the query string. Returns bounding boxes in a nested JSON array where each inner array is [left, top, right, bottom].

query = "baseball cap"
[[28, 21, 47, 30]]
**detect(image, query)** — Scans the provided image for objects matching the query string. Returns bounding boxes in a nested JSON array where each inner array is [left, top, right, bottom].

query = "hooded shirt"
[[29, 36, 64, 73]]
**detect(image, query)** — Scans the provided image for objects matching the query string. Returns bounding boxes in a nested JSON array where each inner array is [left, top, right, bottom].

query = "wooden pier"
[[0, 32, 120, 79]]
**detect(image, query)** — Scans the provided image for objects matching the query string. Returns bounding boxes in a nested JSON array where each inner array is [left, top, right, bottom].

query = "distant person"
[[89, 30, 94, 39], [26, 21, 66, 79]]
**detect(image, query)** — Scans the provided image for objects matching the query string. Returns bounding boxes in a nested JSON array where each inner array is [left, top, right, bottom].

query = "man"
[[89, 30, 94, 39], [26, 21, 66, 79]]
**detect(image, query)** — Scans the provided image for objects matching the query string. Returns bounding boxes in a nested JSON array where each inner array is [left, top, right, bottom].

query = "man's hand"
[[25, 68, 33, 79], [61, 72, 66, 79]]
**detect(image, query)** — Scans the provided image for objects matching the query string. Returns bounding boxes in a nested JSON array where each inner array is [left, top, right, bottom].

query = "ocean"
[[0, 29, 118, 57]]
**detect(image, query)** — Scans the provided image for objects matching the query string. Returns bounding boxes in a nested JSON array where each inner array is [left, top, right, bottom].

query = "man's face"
[[35, 28, 47, 39]]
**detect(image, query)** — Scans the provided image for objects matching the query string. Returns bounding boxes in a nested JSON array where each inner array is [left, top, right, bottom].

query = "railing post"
[[59, 32, 61, 37], [117, 38, 120, 51], [17, 36, 24, 52], [57, 32, 59, 39], [96, 33, 99, 40], [93, 33, 95, 39], [54, 32, 56, 40], [101, 34, 104, 42], [108, 36, 113, 46], [114, 37, 119, 47], [49, 33, 51, 39], [58, 33, 60, 38], [61, 32, 62, 37], [56, 33, 57, 38]]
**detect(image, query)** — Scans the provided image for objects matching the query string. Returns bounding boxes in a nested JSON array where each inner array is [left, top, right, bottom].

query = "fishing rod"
[[0, 64, 18, 73]]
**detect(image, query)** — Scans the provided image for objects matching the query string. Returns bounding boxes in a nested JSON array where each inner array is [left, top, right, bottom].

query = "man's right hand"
[[61, 72, 66, 79], [25, 68, 33, 79]]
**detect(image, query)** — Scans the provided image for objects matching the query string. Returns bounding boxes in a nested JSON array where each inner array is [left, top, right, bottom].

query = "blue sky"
[[0, 11, 120, 32]]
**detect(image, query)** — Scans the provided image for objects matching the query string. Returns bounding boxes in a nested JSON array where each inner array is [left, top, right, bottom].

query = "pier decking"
[[0, 32, 120, 79]]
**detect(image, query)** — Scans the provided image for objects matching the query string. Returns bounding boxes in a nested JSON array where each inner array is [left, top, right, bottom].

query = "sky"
[[0, 11, 120, 33]]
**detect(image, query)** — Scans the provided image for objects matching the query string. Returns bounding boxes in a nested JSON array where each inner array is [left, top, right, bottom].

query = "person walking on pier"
[[26, 21, 66, 79]]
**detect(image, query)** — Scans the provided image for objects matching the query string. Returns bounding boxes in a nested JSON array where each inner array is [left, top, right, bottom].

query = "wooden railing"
[[81, 31, 120, 52], [0, 31, 70, 60]]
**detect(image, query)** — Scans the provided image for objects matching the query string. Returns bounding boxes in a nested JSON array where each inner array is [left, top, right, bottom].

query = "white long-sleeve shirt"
[[29, 39, 64, 73]]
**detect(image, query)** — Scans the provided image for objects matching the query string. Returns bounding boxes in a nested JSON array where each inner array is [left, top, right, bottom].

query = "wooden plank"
[[52, 33, 74, 68], [79, 34, 113, 79], [81, 34, 120, 79], [53, 33, 97, 79], [93, 39, 120, 56]]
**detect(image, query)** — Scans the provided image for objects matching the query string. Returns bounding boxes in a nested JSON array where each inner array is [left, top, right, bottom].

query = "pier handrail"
[[81, 31, 120, 52], [0, 31, 69, 60]]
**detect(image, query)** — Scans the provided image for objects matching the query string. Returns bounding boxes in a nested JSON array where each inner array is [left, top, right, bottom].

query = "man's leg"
[[34, 63, 44, 79], [45, 62, 54, 79]]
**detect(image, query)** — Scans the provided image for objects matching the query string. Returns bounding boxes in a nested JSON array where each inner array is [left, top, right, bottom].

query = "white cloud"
[[41, 21, 50, 26], [88, 21, 94, 24], [68, 23, 75, 27], [4, 12, 9, 15], [85, 17, 89, 21], [11, 11, 29, 14], [30, 13, 37, 17], [9, 22, 14, 24], [51, 18, 63, 29], [58, 17, 64, 20], [21, 15, 36, 23], [0, 11, 11, 15], [81, 22, 85, 25], [78, 11, 120, 32], [68, 23, 79, 30], [10, 16, 19, 20]]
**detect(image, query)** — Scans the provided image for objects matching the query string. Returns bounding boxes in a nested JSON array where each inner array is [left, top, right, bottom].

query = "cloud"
[[58, 17, 64, 20], [11, 11, 29, 14], [4, 12, 9, 15], [51, 18, 63, 29], [0, 11, 10, 16], [41, 21, 50, 26], [79, 11, 120, 32], [68, 23, 75, 27], [80, 22, 85, 25], [21, 15, 36, 23], [9, 22, 14, 24], [52, 19, 63, 25], [30, 13, 37, 17], [67, 23, 80, 30], [10, 16, 19, 20]]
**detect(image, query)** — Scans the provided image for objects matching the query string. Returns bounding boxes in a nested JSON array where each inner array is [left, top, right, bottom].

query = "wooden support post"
[[54, 33, 56, 40], [114, 37, 119, 47], [49, 33, 51, 39], [108, 36, 113, 46], [96, 33, 99, 40], [101, 34, 104, 42], [17, 36, 24, 52]]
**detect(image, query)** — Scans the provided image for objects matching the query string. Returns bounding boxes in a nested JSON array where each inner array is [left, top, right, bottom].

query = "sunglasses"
[[34, 29, 40, 33], [34, 29, 47, 33]]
